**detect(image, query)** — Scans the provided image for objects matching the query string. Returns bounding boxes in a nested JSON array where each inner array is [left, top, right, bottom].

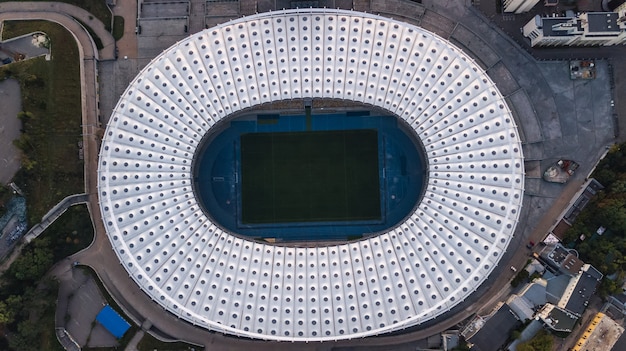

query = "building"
[[606, 0, 626, 12], [539, 243, 584, 276], [541, 262, 602, 316], [572, 312, 624, 351], [503, 0, 540, 13], [467, 305, 521, 351], [97, 9, 525, 342], [548, 178, 604, 241], [564, 264, 603, 316], [537, 303, 578, 332], [523, 10, 626, 46], [544, 0, 558, 7]]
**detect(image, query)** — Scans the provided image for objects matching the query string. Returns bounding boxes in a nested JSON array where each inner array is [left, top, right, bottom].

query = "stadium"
[[97, 9, 525, 342]]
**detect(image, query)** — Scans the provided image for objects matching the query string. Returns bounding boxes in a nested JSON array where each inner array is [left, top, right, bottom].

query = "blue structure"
[[194, 112, 427, 241], [96, 305, 131, 339]]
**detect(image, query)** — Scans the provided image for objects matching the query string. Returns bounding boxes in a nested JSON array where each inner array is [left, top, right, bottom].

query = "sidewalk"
[[110, 0, 137, 59]]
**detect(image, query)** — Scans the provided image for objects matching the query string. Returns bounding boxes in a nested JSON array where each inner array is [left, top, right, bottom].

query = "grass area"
[[46, 205, 94, 261], [240, 130, 381, 223], [0, 20, 84, 225], [113, 16, 125, 41], [0, 0, 113, 31], [137, 333, 203, 351]]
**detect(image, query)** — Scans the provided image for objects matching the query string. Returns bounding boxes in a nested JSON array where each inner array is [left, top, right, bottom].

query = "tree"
[[9, 239, 53, 282], [13, 134, 33, 152], [0, 301, 14, 325], [9, 318, 41, 351], [598, 278, 623, 298], [20, 155, 37, 172], [517, 330, 553, 351], [511, 269, 529, 288], [16, 111, 34, 124], [596, 197, 626, 233]]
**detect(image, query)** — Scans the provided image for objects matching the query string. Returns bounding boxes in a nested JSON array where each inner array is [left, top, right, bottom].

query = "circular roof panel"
[[97, 9, 524, 342]]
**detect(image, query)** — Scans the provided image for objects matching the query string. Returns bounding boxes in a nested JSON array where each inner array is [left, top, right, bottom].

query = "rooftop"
[[542, 17, 581, 37], [561, 253, 584, 276], [97, 8, 525, 342], [521, 282, 547, 307], [469, 306, 520, 351], [586, 12, 621, 33], [544, 304, 578, 332], [543, 244, 577, 268], [607, 0, 626, 11], [507, 296, 534, 321], [574, 313, 624, 351], [565, 265, 602, 316], [611, 329, 626, 351], [545, 273, 571, 305], [95, 305, 131, 339]]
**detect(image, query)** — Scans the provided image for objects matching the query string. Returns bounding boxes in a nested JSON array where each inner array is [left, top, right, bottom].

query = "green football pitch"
[[240, 130, 381, 224]]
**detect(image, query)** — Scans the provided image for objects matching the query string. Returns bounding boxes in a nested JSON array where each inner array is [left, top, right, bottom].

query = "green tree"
[[9, 239, 53, 282], [517, 330, 553, 351], [610, 179, 626, 194], [20, 155, 37, 171], [511, 269, 529, 288], [13, 133, 33, 152], [9, 318, 41, 351], [596, 197, 626, 232], [598, 278, 623, 298], [0, 301, 14, 325], [16, 111, 34, 124]]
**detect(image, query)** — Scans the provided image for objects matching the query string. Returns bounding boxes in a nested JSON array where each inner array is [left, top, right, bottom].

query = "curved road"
[[0, 1, 612, 350]]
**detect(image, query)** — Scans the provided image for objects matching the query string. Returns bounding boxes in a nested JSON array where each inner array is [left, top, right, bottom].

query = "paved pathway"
[[111, 0, 137, 59], [188, 0, 205, 34], [124, 330, 144, 351]]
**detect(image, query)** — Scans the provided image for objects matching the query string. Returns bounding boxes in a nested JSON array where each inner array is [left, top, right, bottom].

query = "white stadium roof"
[[98, 9, 525, 342]]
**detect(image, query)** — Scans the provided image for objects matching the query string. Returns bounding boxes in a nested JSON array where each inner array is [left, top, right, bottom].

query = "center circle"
[[192, 103, 428, 242]]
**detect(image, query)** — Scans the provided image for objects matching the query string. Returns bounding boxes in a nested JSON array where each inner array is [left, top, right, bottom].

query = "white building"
[[98, 8, 525, 342], [503, 0, 540, 13], [523, 10, 626, 46]]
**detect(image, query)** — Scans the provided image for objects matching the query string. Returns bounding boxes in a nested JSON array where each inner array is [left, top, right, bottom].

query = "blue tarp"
[[96, 305, 131, 338]]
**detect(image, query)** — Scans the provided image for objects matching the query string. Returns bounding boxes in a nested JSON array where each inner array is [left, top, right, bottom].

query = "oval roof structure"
[[98, 9, 525, 342]]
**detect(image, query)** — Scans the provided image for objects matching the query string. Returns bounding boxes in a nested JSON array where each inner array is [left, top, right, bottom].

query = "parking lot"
[[56, 265, 118, 348]]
